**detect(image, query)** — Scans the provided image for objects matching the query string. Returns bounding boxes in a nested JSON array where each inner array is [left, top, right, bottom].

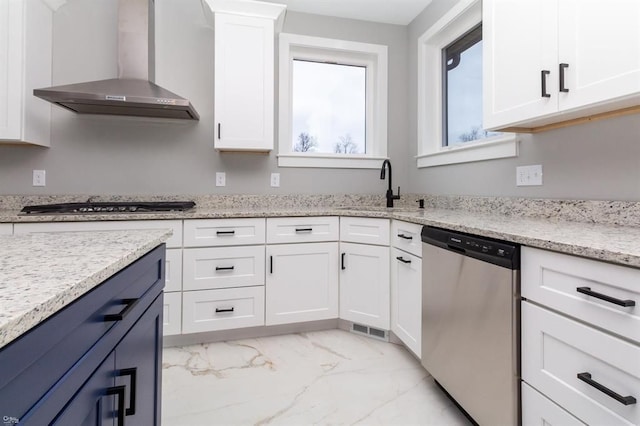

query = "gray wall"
[[407, 0, 640, 201], [0, 0, 409, 196]]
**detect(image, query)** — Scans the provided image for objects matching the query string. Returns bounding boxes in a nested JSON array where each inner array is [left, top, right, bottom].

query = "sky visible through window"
[[446, 39, 500, 146], [292, 60, 366, 154]]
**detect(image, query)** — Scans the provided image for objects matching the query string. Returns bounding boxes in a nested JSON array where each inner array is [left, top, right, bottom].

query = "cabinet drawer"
[[522, 302, 640, 425], [391, 220, 422, 257], [340, 217, 390, 246], [183, 245, 265, 291], [183, 218, 265, 247], [266, 216, 339, 244], [163, 292, 182, 336], [0, 223, 12, 235], [522, 382, 585, 426], [13, 220, 183, 248], [164, 248, 182, 292], [522, 247, 640, 343], [182, 287, 265, 333]]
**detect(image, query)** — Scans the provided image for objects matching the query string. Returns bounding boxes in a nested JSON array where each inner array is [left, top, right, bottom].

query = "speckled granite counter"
[[1, 192, 640, 269], [0, 229, 172, 349]]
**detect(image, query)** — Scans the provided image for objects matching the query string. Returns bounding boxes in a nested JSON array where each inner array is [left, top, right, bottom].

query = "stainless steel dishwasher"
[[421, 226, 520, 426]]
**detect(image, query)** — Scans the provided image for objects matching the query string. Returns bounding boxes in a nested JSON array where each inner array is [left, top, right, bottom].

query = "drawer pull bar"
[[118, 368, 137, 415], [576, 287, 635, 307], [216, 230, 235, 236], [215, 307, 235, 313], [106, 385, 126, 425], [396, 256, 411, 264], [215, 266, 235, 271], [295, 228, 313, 233], [341, 253, 346, 270], [397, 234, 412, 240], [541, 70, 551, 98], [577, 372, 636, 405], [104, 298, 140, 322]]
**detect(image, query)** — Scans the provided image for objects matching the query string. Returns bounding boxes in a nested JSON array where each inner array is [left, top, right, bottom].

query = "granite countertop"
[[1, 204, 639, 268], [0, 229, 172, 350]]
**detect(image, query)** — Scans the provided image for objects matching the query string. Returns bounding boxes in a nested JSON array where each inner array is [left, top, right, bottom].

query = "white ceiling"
[[263, 0, 433, 25]]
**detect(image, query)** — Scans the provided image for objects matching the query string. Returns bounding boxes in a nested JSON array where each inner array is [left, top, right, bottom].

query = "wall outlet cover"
[[33, 170, 46, 187], [516, 165, 543, 186], [270, 173, 280, 188], [216, 172, 226, 187]]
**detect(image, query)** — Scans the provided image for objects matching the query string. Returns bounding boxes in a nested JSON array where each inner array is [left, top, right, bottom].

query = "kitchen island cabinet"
[[0, 230, 170, 425]]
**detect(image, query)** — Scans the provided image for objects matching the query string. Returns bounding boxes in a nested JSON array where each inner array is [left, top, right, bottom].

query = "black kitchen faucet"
[[380, 159, 400, 208]]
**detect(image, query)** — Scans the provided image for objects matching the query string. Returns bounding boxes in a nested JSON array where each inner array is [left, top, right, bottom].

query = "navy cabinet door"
[[51, 352, 116, 426], [115, 294, 164, 426]]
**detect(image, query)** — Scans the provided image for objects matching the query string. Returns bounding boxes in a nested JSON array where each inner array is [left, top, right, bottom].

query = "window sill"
[[416, 134, 518, 168], [278, 154, 388, 169]]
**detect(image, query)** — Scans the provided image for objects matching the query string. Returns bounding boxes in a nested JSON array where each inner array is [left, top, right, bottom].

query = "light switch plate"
[[516, 165, 543, 186], [216, 172, 226, 187]]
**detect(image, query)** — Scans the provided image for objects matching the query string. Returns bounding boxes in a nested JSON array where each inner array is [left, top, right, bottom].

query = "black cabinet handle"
[[106, 385, 126, 425], [217, 123, 221, 139], [559, 63, 569, 92], [215, 266, 235, 271], [341, 253, 346, 270], [541, 70, 551, 98], [270, 255, 273, 274], [215, 307, 235, 313], [118, 368, 137, 416], [104, 298, 139, 322], [216, 230, 235, 236], [397, 234, 412, 240], [577, 372, 636, 405], [396, 256, 411, 264], [576, 287, 635, 307], [295, 228, 313, 233]]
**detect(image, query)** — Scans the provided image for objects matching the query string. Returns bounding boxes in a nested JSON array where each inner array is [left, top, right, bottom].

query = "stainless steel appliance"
[[421, 226, 520, 425], [20, 201, 195, 215]]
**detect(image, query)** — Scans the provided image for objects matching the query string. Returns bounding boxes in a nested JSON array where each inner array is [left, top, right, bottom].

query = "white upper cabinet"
[[208, 0, 285, 151], [0, 0, 57, 146], [484, 0, 640, 131]]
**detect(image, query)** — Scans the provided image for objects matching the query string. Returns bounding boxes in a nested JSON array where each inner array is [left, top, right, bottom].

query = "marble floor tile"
[[162, 329, 472, 425]]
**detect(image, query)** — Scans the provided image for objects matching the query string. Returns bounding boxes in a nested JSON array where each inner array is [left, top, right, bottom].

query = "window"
[[278, 33, 388, 168], [417, 0, 517, 168]]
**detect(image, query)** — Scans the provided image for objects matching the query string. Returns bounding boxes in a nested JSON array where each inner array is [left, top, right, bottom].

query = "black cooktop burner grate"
[[21, 201, 196, 214]]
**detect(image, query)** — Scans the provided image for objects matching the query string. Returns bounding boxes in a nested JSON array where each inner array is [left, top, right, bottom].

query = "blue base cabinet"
[[0, 245, 165, 425]]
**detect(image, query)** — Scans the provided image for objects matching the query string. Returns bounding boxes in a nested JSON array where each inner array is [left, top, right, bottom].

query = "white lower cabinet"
[[182, 286, 265, 333], [265, 242, 339, 325], [163, 292, 182, 336], [522, 301, 640, 425], [0, 224, 12, 235], [182, 245, 265, 291], [164, 248, 183, 293], [522, 382, 585, 426], [390, 247, 421, 357], [339, 242, 390, 330]]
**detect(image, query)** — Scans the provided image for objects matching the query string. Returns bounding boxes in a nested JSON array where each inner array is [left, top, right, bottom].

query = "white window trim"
[[278, 33, 388, 169], [416, 0, 518, 169]]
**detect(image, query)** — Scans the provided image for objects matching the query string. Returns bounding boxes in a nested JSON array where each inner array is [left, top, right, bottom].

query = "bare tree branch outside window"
[[334, 134, 358, 154], [293, 132, 318, 152]]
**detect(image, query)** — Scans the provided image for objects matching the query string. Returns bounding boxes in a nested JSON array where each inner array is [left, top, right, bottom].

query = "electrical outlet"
[[33, 170, 46, 187], [516, 165, 543, 186], [215, 172, 226, 187], [270, 173, 280, 188]]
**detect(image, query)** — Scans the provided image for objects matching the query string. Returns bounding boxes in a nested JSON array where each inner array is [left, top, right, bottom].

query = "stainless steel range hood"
[[34, 0, 199, 120]]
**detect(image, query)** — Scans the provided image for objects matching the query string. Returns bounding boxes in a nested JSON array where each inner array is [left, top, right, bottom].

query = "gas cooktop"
[[20, 201, 196, 215]]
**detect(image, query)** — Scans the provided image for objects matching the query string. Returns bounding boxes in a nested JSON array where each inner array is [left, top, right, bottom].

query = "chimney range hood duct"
[[34, 0, 199, 120]]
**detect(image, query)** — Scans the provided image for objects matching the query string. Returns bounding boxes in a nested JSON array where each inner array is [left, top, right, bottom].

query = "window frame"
[[416, 0, 518, 168], [278, 33, 388, 169]]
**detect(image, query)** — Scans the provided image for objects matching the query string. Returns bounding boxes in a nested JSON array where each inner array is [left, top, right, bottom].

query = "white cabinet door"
[[558, 0, 640, 112], [522, 382, 585, 426], [0, 224, 12, 235], [163, 292, 182, 336], [340, 242, 390, 330], [265, 242, 339, 325], [390, 248, 421, 358], [0, 0, 52, 146], [164, 248, 183, 292], [214, 13, 274, 151], [483, 0, 558, 130]]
